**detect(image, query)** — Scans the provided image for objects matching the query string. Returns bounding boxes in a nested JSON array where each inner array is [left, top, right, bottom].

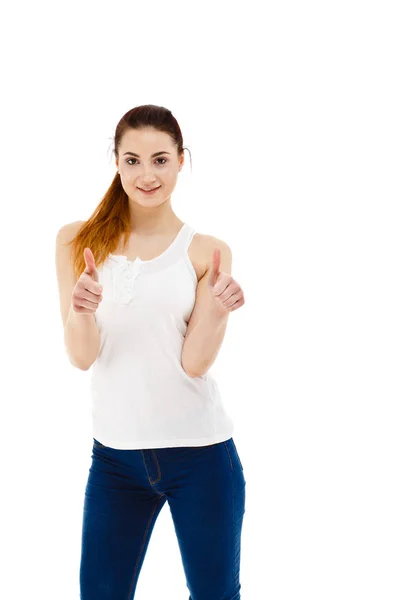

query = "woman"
[[55, 104, 246, 600]]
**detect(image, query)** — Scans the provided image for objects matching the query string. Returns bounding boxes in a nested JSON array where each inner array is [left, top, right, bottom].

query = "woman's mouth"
[[138, 186, 161, 195]]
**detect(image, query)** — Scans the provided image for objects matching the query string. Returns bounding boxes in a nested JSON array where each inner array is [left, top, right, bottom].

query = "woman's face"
[[116, 127, 183, 206]]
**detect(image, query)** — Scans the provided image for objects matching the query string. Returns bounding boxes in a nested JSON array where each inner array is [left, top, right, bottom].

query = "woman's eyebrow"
[[123, 151, 171, 158]]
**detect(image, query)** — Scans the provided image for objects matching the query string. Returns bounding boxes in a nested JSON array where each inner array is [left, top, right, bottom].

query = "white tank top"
[[90, 222, 234, 450]]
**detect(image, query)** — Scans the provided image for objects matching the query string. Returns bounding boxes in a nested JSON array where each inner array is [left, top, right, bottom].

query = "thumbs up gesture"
[[71, 248, 103, 314], [83, 247, 100, 283], [208, 247, 245, 315]]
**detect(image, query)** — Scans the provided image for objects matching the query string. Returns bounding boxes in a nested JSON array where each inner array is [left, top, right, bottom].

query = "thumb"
[[208, 248, 221, 288], [83, 247, 99, 282]]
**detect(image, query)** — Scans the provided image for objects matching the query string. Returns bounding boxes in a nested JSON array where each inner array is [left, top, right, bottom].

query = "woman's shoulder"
[[56, 219, 85, 244], [191, 230, 232, 274]]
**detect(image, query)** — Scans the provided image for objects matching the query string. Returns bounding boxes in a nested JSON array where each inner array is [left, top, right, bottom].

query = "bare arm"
[[182, 300, 229, 378], [181, 238, 232, 378], [64, 304, 100, 371], [55, 222, 100, 370]]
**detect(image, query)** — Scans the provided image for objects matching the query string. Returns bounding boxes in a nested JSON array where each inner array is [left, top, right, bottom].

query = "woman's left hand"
[[208, 248, 245, 315]]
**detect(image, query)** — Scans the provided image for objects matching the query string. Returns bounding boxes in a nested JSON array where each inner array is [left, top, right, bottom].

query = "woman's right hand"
[[71, 248, 103, 314]]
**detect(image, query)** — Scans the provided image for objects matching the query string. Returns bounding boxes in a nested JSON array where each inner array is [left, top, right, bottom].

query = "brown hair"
[[62, 104, 192, 279]]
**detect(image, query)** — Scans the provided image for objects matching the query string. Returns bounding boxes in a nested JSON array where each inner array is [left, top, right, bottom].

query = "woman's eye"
[[126, 158, 167, 166]]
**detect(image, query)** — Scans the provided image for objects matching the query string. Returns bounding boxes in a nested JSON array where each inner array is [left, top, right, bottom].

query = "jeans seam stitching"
[[223, 441, 234, 470], [128, 496, 164, 598]]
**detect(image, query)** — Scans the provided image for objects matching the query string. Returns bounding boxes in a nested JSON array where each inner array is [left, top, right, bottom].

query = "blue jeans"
[[79, 437, 246, 600]]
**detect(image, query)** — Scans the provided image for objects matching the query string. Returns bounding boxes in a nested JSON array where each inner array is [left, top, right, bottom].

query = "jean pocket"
[[224, 438, 244, 472], [231, 438, 244, 471]]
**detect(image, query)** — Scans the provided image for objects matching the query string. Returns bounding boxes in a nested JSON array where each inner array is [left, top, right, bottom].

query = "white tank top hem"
[[92, 430, 234, 451], [90, 222, 234, 451]]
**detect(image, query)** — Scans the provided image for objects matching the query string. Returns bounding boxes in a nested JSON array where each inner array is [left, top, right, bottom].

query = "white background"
[[1, 1, 399, 599]]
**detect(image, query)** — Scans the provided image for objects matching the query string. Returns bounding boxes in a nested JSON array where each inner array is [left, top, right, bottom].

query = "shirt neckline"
[[108, 223, 188, 266]]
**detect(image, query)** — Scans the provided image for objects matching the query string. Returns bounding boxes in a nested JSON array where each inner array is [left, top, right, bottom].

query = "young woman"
[[55, 104, 246, 600]]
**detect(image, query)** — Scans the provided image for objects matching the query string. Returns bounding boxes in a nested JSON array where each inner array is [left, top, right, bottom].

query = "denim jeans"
[[79, 437, 246, 600]]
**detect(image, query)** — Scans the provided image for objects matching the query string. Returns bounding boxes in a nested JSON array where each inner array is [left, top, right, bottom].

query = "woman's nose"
[[141, 168, 156, 179]]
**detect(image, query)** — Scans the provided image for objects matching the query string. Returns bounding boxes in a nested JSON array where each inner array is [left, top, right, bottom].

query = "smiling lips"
[[138, 186, 161, 194]]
